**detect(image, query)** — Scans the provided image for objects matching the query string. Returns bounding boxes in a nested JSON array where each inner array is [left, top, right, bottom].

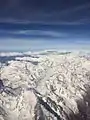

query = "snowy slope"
[[0, 51, 90, 120]]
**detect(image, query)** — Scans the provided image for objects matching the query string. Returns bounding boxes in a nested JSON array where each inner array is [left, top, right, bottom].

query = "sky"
[[0, 0, 90, 52]]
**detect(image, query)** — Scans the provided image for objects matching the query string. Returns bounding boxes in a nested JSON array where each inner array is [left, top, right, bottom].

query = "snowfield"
[[0, 51, 90, 120]]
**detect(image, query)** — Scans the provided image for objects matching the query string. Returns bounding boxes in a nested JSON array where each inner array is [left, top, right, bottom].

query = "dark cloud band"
[[0, 0, 90, 23]]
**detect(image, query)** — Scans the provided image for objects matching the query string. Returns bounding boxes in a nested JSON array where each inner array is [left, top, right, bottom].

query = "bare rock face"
[[0, 52, 90, 120]]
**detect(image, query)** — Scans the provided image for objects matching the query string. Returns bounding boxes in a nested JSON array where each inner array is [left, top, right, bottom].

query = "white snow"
[[0, 51, 90, 119]]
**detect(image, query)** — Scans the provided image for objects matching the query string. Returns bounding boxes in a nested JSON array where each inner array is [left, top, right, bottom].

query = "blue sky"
[[0, 0, 90, 52], [0, 23, 90, 52]]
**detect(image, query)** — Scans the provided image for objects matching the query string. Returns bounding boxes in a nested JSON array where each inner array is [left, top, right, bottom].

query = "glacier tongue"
[[0, 52, 90, 120]]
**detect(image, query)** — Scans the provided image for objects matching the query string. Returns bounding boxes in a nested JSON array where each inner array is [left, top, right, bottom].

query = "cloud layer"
[[0, 26, 90, 52]]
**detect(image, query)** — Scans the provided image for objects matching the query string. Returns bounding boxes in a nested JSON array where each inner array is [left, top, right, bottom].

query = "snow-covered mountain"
[[0, 51, 90, 120]]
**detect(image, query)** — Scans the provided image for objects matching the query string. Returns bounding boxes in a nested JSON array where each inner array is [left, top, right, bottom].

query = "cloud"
[[0, 34, 90, 52], [5, 30, 68, 38], [0, 25, 90, 40], [0, 29, 70, 39]]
